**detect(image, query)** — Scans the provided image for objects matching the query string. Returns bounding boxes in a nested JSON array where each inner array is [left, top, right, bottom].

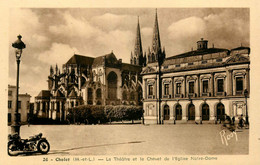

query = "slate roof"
[[166, 48, 229, 60], [53, 90, 64, 98], [121, 63, 142, 72], [66, 54, 94, 66], [35, 90, 51, 99], [68, 90, 77, 98], [231, 46, 250, 52]]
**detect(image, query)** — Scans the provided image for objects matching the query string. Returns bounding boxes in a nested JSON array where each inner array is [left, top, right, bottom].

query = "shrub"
[[67, 105, 143, 124]]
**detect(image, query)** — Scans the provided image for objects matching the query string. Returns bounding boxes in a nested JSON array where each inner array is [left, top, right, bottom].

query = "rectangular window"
[[202, 60, 207, 64], [8, 90, 12, 96], [8, 113, 11, 123], [216, 58, 223, 62], [188, 62, 194, 66], [27, 101, 30, 109], [175, 64, 180, 67], [189, 82, 194, 94], [236, 77, 243, 92], [203, 80, 209, 93], [176, 83, 181, 94], [217, 79, 224, 92], [164, 66, 168, 69], [18, 101, 21, 109], [8, 101, 12, 109], [164, 84, 169, 95], [148, 85, 153, 96]]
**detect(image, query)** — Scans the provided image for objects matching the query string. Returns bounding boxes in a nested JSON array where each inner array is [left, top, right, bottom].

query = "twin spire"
[[131, 9, 165, 66]]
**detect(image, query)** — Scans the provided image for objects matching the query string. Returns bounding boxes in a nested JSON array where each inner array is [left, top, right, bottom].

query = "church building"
[[34, 18, 145, 121]]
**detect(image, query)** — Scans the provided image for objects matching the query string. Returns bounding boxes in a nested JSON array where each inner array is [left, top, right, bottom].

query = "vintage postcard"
[[1, 0, 260, 165]]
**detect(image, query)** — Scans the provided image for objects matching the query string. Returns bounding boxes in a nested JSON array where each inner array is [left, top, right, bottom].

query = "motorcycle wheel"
[[37, 140, 50, 154], [8, 143, 19, 156]]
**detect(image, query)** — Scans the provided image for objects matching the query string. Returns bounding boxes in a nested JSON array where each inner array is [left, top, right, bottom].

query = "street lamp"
[[244, 89, 249, 125], [11, 35, 26, 135]]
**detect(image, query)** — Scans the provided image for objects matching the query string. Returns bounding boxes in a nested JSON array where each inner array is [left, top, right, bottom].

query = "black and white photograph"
[[1, 0, 260, 165]]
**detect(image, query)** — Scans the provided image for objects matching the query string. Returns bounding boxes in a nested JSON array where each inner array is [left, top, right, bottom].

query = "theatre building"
[[142, 36, 250, 124]]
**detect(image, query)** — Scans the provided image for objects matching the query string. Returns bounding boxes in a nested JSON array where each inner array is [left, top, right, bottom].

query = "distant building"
[[8, 85, 31, 125]]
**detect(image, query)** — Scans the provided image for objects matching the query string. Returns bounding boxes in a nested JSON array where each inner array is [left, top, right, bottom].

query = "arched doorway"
[[175, 104, 182, 120], [107, 71, 117, 100], [188, 104, 195, 120], [163, 105, 170, 120], [202, 104, 210, 120], [217, 103, 225, 121]]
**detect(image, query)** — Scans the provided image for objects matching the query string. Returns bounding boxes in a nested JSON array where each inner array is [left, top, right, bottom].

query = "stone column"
[[210, 73, 214, 97], [45, 101, 48, 118], [226, 69, 233, 96], [197, 74, 200, 97], [181, 102, 187, 121], [34, 102, 37, 115], [246, 68, 250, 93], [184, 76, 186, 98], [60, 101, 62, 121], [49, 102, 52, 119], [39, 101, 43, 116], [52, 101, 57, 120]]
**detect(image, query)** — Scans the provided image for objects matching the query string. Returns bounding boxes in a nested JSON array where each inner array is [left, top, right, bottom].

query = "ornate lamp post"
[[11, 35, 26, 135], [244, 89, 249, 125]]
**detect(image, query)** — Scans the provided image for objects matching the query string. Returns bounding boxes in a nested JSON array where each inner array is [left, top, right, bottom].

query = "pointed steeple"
[[152, 9, 161, 54], [131, 16, 143, 66], [135, 16, 143, 56], [50, 65, 54, 76], [55, 64, 58, 75], [146, 9, 165, 65]]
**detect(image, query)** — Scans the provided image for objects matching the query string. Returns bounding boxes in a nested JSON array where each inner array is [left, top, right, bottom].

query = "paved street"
[[8, 124, 248, 155]]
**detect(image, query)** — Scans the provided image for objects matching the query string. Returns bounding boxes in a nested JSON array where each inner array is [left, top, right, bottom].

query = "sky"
[[8, 8, 249, 101]]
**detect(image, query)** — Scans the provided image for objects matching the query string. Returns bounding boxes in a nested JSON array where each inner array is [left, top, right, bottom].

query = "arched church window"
[[122, 91, 128, 100], [130, 91, 135, 100], [88, 88, 93, 99], [131, 76, 136, 83], [96, 88, 102, 99], [107, 71, 117, 99]]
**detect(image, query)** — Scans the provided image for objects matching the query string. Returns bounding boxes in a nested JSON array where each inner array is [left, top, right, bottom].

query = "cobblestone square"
[[8, 124, 249, 156]]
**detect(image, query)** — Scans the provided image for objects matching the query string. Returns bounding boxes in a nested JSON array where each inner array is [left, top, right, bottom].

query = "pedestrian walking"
[[232, 116, 235, 125]]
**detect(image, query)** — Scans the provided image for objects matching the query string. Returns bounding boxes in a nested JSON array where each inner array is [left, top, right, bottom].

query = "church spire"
[[152, 8, 161, 54], [147, 9, 165, 65], [131, 16, 144, 66]]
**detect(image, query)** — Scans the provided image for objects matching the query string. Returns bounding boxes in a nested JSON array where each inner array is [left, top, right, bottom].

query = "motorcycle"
[[8, 133, 50, 156]]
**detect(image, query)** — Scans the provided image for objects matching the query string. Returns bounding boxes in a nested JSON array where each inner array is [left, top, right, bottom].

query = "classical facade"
[[8, 85, 31, 125], [141, 11, 250, 124], [34, 18, 145, 121], [142, 37, 250, 125]]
